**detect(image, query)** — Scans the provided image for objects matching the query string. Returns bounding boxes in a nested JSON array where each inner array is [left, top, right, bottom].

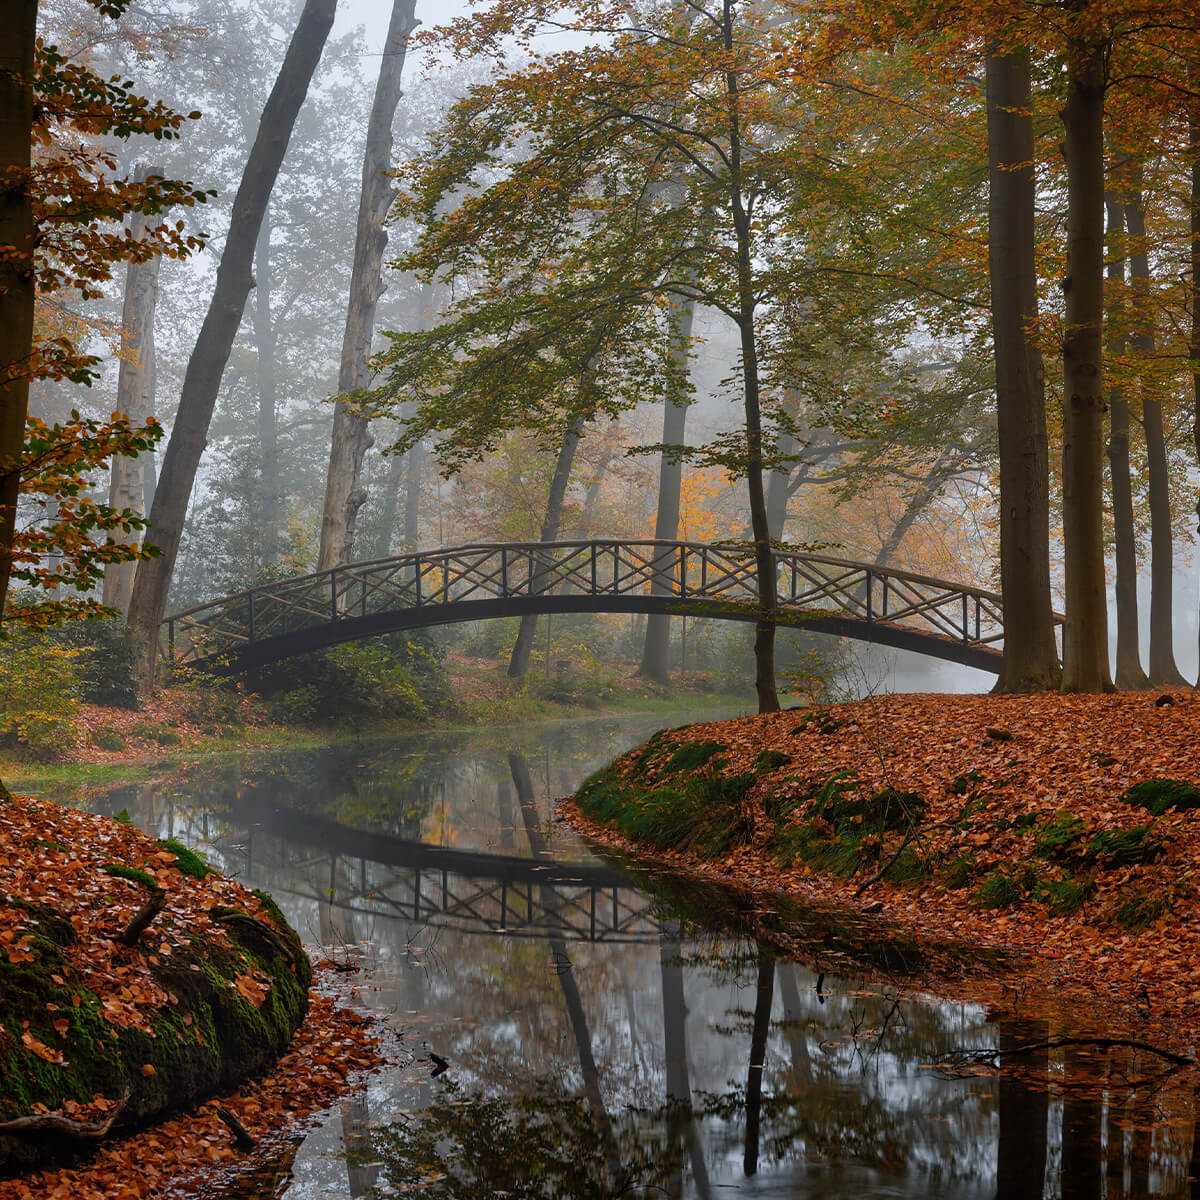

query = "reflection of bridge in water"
[[164, 539, 1062, 673], [224, 795, 660, 944]]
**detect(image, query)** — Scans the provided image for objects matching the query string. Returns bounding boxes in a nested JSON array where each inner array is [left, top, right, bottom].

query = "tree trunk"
[[765, 430, 795, 542], [1192, 95, 1200, 689], [994, 1019, 1048, 1199], [103, 164, 162, 614], [1125, 164, 1187, 685], [723, 2, 778, 713], [371, 447, 405, 558], [873, 462, 945, 569], [127, 0, 337, 681], [0, 2, 37, 625], [1059, 32, 1113, 693], [253, 215, 281, 567], [639, 297, 695, 684], [985, 49, 1060, 693], [1104, 182, 1149, 688], [508, 424, 580, 679], [318, 0, 418, 571]]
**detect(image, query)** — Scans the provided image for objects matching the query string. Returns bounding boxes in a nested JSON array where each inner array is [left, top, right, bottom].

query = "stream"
[[38, 711, 1200, 1198]]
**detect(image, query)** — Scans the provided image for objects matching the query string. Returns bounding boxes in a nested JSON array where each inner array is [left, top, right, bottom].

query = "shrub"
[[90, 728, 126, 752], [47, 617, 139, 709], [0, 630, 81, 759]]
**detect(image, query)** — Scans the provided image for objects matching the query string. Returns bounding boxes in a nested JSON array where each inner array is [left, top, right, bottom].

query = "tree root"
[[0, 1086, 131, 1140], [120, 887, 166, 946]]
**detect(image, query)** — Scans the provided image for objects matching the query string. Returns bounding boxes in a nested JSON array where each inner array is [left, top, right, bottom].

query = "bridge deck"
[[163, 540, 1062, 673]]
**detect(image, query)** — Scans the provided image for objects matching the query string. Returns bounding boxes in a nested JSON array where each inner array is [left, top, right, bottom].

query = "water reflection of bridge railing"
[[220, 796, 661, 944], [163, 539, 1054, 672]]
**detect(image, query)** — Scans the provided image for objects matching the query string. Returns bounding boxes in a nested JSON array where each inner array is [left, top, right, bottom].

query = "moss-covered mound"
[[0, 795, 311, 1174]]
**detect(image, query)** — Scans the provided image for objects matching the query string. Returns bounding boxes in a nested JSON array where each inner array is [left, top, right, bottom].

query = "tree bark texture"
[[253, 216, 281, 567], [103, 164, 162, 614], [318, 0, 418, 571], [507, 424, 581, 679], [0, 2, 38, 623], [1124, 166, 1187, 685], [127, 0, 337, 680], [638, 297, 695, 683], [724, 1, 779, 713], [985, 49, 1060, 693], [1192, 97, 1200, 688], [1059, 34, 1113, 693], [1104, 184, 1149, 689]]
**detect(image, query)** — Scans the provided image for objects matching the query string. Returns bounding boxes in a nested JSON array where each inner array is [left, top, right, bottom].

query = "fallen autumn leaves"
[[563, 689, 1200, 1050], [0, 793, 384, 1197]]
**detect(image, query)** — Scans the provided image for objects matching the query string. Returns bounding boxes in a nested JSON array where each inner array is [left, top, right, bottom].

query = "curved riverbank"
[[561, 690, 1200, 1049], [0, 793, 381, 1189]]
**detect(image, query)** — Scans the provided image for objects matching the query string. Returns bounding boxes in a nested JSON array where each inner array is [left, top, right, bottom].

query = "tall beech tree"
[[127, 0, 338, 680], [986, 46, 1060, 692], [318, 0, 419, 572]]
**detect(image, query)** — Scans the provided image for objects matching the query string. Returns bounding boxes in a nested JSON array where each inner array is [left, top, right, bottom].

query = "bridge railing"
[[164, 540, 1048, 668]]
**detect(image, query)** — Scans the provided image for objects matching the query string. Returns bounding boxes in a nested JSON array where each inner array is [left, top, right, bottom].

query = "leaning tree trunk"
[[638, 297, 695, 684], [508, 424, 581, 680], [1125, 165, 1187, 686], [1192, 95, 1200, 687], [0, 2, 37, 625], [318, 0, 418, 571], [1059, 33, 1113, 693], [1104, 182, 1149, 689], [253, 215, 281, 567], [103, 164, 163, 614], [986, 48, 1060, 693], [127, 0, 338, 682]]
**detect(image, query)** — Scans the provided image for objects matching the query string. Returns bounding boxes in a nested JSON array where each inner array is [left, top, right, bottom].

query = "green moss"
[[791, 709, 843, 735], [949, 770, 983, 796], [1111, 887, 1168, 932], [939, 855, 977, 890], [1083, 826, 1162, 866], [148, 727, 182, 746], [32, 839, 67, 853], [1035, 874, 1091, 916], [102, 862, 157, 890], [882, 846, 933, 885], [662, 740, 727, 775], [1033, 811, 1087, 860], [1009, 811, 1039, 833], [1121, 779, 1200, 818], [972, 866, 1037, 910], [156, 836, 213, 880], [753, 749, 792, 772]]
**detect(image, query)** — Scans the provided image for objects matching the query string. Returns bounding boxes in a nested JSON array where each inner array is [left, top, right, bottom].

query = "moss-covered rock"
[[0, 883, 309, 1173]]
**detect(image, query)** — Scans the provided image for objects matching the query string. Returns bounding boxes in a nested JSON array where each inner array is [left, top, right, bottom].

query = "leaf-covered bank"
[[0, 793, 377, 1188], [564, 690, 1200, 1046]]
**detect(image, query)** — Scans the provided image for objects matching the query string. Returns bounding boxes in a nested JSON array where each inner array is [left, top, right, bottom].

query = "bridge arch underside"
[[190, 594, 1004, 675]]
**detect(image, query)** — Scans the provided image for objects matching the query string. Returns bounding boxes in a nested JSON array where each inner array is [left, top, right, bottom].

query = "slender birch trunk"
[[104, 164, 162, 613], [318, 0, 418, 570], [253, 215, 281, 567]]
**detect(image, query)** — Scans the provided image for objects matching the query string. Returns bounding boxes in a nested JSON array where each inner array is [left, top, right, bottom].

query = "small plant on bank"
[[1121, 779, 1200, 818], [753, 749, 792, 772], [1035, 873, 1092, 917], [972, 866, 1037, 910], [663, 741, 726, 774], [1110, 886, 1169, 931], [90, 727, 127, 752], [1033, 811, 1086, 860]]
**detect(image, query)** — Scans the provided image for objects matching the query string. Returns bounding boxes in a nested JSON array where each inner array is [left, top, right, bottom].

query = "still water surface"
[[45, 712, 1200, 1198]]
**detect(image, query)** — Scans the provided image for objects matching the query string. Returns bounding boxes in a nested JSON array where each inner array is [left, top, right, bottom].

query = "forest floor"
[[0, 794, 388, 1199], [563, 688, 1200, 1054]]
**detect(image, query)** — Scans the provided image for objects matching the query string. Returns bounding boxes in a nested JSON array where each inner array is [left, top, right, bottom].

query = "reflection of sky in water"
[[32, 714, 1196, 1198]]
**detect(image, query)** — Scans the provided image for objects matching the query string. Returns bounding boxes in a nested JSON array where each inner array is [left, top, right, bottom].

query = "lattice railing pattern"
[[164, 540, 1054, 667]]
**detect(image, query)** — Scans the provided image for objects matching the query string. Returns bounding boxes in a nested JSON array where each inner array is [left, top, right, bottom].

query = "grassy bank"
[[564, 689, 1200, 1048]]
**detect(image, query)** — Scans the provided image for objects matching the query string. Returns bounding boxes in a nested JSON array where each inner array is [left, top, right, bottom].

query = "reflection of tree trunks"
[[341, 1090, 379, 1197], [744, 946, 774, 1177], [994, 1018, 1047, 1199], [1061, 1044, 1103, 1200], [497, 779, 514, 850], [509, 752, 620, 1180], [1188, 1085, 1200, 1195], [661, 923, 712, 1198], [776, 962, 810, 1079]]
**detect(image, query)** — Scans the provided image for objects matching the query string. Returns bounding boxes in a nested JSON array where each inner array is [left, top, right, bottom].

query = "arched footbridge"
[[163, 539, 1061, 674]]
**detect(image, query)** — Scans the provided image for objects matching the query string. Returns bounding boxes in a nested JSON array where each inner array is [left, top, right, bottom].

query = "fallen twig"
[[215, 1105, 257, 1151], [120, 887, 166, 946], [0, 1086, 131, 1140]]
